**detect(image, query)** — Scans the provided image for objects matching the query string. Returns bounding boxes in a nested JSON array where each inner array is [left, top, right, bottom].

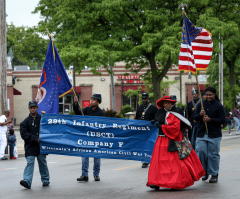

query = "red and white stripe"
[[178, 28, 213, 72], [179, 44, 196, 73]]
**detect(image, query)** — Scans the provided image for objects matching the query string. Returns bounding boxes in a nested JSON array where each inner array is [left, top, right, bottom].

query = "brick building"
[[6, 62, 208, 125]]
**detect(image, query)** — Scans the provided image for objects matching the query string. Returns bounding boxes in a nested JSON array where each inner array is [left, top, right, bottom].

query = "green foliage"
[[7, 23, 48, 69], [102, 109, 123, 118], [121, 105, 133, 117], [123, 79, 176, 105], [68, 111, 75, 115]]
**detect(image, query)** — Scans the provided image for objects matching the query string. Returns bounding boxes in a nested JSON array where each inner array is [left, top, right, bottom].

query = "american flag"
[[178, 13, 213, 73]]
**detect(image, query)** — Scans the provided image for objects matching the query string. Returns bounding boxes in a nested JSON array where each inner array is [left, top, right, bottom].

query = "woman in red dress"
[[147, 96, 205, 190]]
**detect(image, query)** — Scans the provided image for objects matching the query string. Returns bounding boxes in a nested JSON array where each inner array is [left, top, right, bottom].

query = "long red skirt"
[[147, 134, 205, 189]]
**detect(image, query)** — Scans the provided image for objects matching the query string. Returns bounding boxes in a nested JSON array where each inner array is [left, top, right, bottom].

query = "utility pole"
[[0, 0, 7, 114], [110, 64, 116, 111], [219, 39, 223, 105]]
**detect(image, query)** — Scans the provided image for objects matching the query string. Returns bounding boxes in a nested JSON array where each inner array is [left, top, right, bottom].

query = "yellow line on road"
[[220, 145, 240, 151], [114, 164, 142, 171]]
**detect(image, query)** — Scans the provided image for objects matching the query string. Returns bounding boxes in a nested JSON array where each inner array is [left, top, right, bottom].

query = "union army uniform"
[[20, 101, 50, 189], [187, 90, 200, 149], [135, 92, 158, 168]]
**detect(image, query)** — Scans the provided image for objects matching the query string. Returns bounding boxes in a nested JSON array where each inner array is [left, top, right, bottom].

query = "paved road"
[[1, 134, 240, 199]]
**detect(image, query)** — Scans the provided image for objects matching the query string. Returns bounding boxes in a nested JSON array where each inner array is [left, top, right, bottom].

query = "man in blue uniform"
[[73, 94, 105, 182], [187, 89, 200, 149], [135, 92, 158, 168], [194, 87, 225, 183], [20, 101, 50, 189]]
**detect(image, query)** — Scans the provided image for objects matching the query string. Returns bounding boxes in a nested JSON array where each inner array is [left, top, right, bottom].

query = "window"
[[59, 95, 80, 114], [122, 95, 137, 111]]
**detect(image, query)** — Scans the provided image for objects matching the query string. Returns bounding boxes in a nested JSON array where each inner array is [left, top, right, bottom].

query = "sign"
[[40, 114, 158, 162], [117, 75, 144, 84], [83, 100, 90, 108]]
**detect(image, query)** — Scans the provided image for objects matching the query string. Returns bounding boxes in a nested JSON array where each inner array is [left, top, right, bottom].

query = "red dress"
[[147, 113, 205, 189]]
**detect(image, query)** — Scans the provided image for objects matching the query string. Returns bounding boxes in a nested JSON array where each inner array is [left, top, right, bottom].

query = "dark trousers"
[[9, 144, 14, 158]]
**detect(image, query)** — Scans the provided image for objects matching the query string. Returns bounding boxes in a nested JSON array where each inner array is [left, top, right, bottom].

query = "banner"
[[40, 114, 158, 162]]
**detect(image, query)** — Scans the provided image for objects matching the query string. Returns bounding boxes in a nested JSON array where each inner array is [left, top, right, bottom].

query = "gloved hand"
[[151, 120, 155, 125], [156, 123, 162, 128]]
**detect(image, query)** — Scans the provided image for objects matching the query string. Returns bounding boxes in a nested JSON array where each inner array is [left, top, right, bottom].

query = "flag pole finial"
[[178, 3, 188, 13], [46, 28, 51, 37]]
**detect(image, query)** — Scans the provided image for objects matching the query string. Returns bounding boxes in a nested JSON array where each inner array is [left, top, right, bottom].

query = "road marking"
[[0, 168, 17, 170], [221, 145, 240, 151], [114, 164, 142, 171]]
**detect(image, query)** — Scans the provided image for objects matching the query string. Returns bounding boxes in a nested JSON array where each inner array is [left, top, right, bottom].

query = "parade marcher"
[[147, 96, 205, 190], [227, 112, 233, 135], [0, 110, 13, 160], [233, 103, 240, 135], [73, 94, 105, 182], [20, 101, 50, 189], [194, 87, 225, 183], [187, 89, 200, 149], [135, 92, 158, 168], [170, 95, 184, 116]]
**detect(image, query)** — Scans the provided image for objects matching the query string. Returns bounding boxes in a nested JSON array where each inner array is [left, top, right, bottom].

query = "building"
[[6, 62, 208, 125]]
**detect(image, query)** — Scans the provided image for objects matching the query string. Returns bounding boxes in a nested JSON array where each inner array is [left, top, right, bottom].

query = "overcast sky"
[[6, 0, 41, 27]]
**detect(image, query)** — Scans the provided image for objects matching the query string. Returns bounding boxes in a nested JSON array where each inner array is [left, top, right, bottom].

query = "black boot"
[[209, 174, 218, 183], [77, 175, 88, 182], [94, 176, 100, 181], [20, 180, 30, 189], [142, 163, 149, 168], [150, 184, 160, 190], [202, 173, 209, 181]]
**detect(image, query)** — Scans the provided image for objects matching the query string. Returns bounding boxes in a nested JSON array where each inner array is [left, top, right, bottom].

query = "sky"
[[6, 0, 41, 27]]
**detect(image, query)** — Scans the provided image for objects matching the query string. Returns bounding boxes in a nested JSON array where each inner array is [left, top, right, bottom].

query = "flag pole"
[[72, 88, 84, 116], [195, 73, 208, 134]]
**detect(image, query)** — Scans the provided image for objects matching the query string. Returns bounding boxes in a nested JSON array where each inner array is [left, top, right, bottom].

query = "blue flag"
[[37, 36, 73, 114], [54, 45, 73, 97]]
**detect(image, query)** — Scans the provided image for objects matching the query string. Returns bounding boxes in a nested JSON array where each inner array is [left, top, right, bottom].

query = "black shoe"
[[202, 173, 209, 181], [1, 157, 8, 160], [142, 163, 149, 168], [43, 182, 50, 187], [209, 174, 218, 183], [94, 176, 100, 181], [77, 175, 88, 182], [20, 180, 30, 189], [150, 184, 160, 190]]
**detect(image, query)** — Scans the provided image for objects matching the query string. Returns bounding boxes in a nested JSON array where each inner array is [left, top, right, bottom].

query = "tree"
[[33, 0, 240, 104], [7, 23, 48, 69]]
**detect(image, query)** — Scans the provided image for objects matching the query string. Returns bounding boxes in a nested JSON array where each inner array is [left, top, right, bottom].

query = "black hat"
[[192, 89, 199, 94], [91, 93, 102, 104], [170, 95, 177, 101], [29, 101, 38, 107], [142, 92, 149, 99]]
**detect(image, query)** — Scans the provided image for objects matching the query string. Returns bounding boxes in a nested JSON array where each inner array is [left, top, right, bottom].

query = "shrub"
[[121, 105, 133, 117], [103, 109, 123, 118], [69, 111, 75, 115]]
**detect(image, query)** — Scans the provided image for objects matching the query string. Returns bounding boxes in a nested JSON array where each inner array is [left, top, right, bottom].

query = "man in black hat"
[[187, 89, 200, 149], [20, 101, 50, 189], [73, 94, 105, 182], [135, 92, 158, 168]]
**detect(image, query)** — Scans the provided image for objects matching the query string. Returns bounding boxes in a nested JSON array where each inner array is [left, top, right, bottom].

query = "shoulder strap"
[[140, 103, 152, 120]]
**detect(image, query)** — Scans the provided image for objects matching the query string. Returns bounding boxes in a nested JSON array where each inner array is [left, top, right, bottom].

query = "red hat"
[[156, 96, 177, 108]]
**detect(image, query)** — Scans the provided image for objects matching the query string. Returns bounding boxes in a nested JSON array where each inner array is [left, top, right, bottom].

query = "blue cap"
[[91, 94, 102, 104], [142, 92, 149, 99], [29, 101, 38, 107]]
